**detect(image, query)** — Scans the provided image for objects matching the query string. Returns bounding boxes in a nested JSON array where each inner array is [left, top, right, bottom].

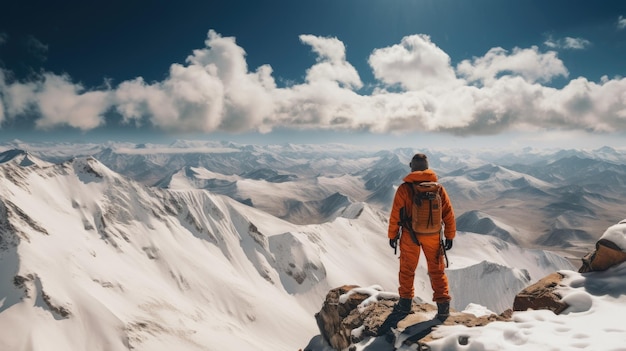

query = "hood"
[[403, 169, 438, 183]]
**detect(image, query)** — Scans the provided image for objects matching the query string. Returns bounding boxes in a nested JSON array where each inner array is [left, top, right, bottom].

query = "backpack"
[[406, 181, 442, 235]]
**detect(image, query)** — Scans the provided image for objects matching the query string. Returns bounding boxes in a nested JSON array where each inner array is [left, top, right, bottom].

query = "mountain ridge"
[[3, 141, 625, 253]]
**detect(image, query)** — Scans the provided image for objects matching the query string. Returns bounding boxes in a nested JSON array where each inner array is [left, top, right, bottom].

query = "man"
[[387, 153, 456, 322]]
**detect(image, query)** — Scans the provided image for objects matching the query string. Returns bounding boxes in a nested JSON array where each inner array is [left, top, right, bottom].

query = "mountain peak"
[[0, 149, 51, 167], [0, 149, 27, 162], [69, 156, 119, 181]]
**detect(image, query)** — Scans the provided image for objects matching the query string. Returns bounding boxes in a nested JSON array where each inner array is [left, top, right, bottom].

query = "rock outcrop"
[[314, 285, 365, 350], [512, 272, 569, 314], [313, 285, 511, 350]]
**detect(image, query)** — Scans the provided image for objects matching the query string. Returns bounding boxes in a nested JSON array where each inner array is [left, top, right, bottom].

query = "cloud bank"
[[1, 29, 626, 136]]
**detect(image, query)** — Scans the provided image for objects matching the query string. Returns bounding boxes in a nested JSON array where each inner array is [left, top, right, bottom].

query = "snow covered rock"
[[599, 219, 626, 249], [579, 219, 626, 273]]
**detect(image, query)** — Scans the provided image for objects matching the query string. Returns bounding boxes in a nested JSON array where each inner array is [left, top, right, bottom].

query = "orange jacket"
[[388, 169, 456, 240]]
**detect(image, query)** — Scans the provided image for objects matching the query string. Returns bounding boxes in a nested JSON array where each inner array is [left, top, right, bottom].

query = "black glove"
[[444, 239, 453, 251], [389, 238, 398, 249]]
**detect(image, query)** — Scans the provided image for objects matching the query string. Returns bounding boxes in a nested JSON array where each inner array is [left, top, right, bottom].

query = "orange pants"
[[398, 232, 450, 302]]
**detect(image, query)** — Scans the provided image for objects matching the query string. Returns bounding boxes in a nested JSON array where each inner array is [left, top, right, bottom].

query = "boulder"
[[513, 272, 569, 314], [579, 219, 626, 273], [579, 239, 626, 273]]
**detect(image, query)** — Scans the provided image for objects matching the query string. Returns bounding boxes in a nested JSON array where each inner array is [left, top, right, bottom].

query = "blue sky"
[[1, 0, 626, 149]]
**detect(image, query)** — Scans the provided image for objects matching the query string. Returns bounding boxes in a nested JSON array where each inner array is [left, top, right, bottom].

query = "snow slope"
[[429, 264, 626, 351], [0, 155, 321, 350]]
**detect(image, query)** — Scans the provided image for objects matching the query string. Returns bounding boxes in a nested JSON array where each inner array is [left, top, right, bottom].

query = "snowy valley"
[[0, 141, 625, 351]]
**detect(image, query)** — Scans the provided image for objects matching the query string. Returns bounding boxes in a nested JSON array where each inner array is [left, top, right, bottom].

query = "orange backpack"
[[407, 181, 442, 235]]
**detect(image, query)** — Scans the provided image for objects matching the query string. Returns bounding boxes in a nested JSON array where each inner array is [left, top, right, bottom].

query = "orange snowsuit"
[[388, 169, 456, 302]]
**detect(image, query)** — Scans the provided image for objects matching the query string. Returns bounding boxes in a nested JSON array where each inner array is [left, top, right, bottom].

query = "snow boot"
[[395, 297, 413, 314], [436, 301, 449, 321], [379, 297, 413, 337]]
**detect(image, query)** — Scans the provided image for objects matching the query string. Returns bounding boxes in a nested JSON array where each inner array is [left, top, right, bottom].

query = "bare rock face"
[[579, 239, 626, 273], [513, 272, 569, 314], [314, 285, 364, 350]]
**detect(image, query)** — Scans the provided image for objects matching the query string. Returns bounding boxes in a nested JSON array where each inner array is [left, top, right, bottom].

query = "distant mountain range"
[[3, 140, 623, 255]]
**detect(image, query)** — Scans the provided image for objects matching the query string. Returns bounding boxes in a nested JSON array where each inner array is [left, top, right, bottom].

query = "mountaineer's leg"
[[421, 234, 450, 320], [378, 234, 422, 336], [398, 233, 421, 299]]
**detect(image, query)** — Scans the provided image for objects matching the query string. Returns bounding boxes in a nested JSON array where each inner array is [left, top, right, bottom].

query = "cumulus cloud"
[[368, 34, 458, 91], [0, 71, 111, 130], [456, 46, 568, 85], [2, 29, 626, 137], [113, 30, 365, 134], [35, 74, 110, 129], [114, 30, 277, 133], [299, 34, 362, 89], [544, 36, 591, 50]]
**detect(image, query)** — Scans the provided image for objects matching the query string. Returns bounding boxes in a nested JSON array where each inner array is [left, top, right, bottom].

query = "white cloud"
[[544, 36, 591, 50], [456, 46, 568, 86], [2, 30, 626, 138], [113, 32, 363, 134], [618, 15, 626, 30], [114, 30, 276, 133], [35, 74, 111, 130], [0, 32, 7, 46], [0, 70, 35, 119], [563, 37, 591, 49], [299, 34, 362, 89], [368, 34, 458, 91], [0, 71, 111, 130]]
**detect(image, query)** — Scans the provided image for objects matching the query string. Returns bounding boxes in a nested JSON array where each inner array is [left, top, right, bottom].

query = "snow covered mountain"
[[0, 148, 575, 351], [2, 140, 625, 254], [456, 210, 521, 244], [0, 149, 53, 168], [0, 152, 329, 350], [442, 160, 626, 252]]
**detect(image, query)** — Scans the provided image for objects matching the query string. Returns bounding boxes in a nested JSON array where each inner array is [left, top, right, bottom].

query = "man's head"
[[410, 153, 429, 171]]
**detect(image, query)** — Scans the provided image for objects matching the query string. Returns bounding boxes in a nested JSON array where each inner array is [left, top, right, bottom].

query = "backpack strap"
[[399, 207, 420, 246], [399, 183, 420, 246]]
